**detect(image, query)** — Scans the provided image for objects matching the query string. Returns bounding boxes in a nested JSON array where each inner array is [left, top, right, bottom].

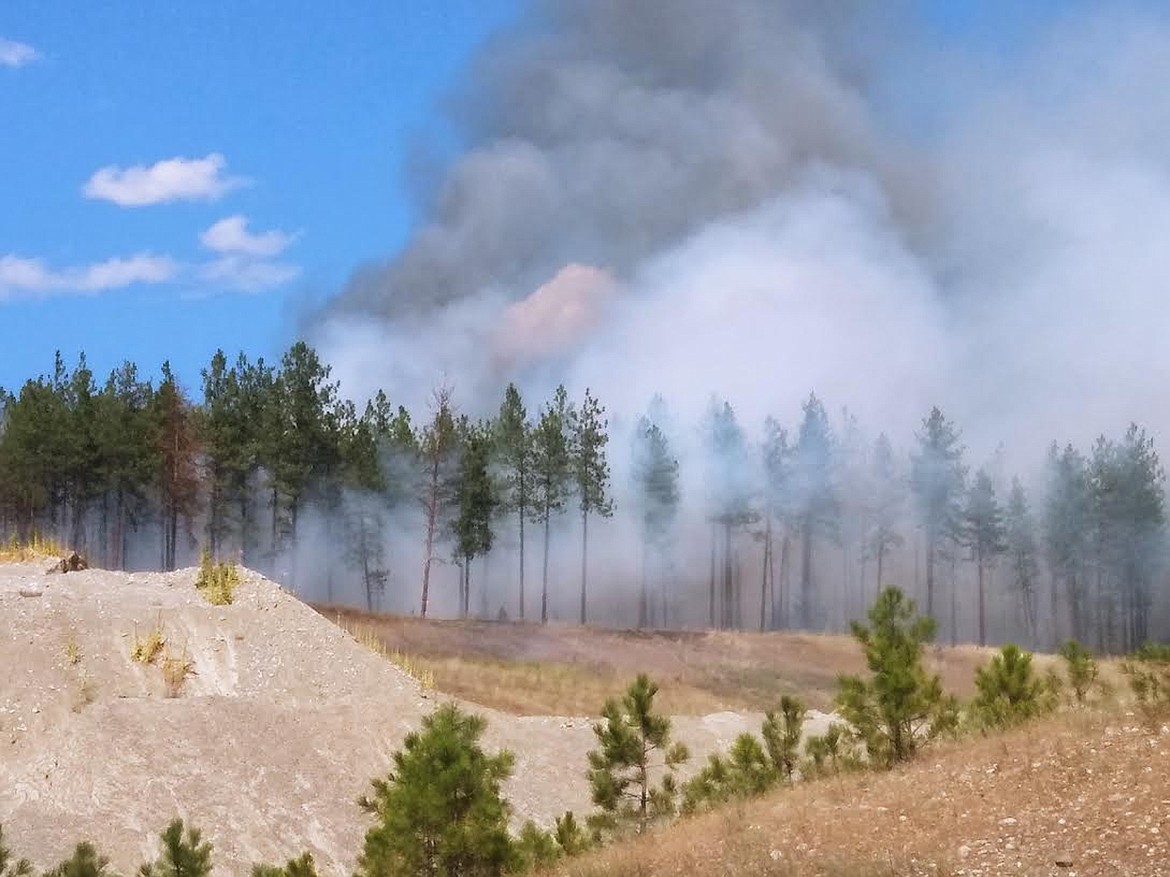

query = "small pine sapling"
[[251, 852, 319, 877], [1059, 640, 1100, 705], [761, 694, 806, 782], [138, 819, 213, 877], [836, 587, 959, 768], [0, 825, 33, 877], [587, 674, 689, 836], [45, 842, 116, 877], [970, 644, 1058, 730]]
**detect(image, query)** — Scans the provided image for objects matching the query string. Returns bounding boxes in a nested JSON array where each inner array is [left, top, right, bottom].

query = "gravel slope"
[[0, 562, 831, 875]]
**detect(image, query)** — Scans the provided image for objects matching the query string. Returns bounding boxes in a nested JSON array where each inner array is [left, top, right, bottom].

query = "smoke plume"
[[308, 1, 1170, 628]]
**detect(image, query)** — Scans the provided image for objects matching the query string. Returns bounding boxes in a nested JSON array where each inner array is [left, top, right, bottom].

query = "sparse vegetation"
[[130, 618, 166, 665], [65, 633, 82, 666], [161, 650, 195, 698], [44, 842, 115, 877], [337, 618, 436, 690], [194, 549, 240, 606], [1122, 643, 1170, 720], [250, 852, 319, 877], [1059, 639, 1100, 704], [587, 674, 690, 837], [139, 819, 213, 877], [0, 825, 33, 877]]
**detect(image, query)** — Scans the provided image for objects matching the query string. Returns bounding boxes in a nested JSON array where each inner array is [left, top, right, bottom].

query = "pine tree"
[[970, 643, 1056, 729], [572, 388, 613, 625], [530, 386, 574, 624], [152, 363, 201, 572], [452, 420, 498, 617], [496, 384, 532, 620], [251, 853, 319, 877], [356, 704, 516, 877], [759, 417, 791, 630], [587, 674, 689, 836], [417, 387, 459, 618], [0, 824, 33, 877], [963, 469, 1007, 647], [138, 819, 213, 877], [702, 398, 755, 629], [910, 407, 966, 623], [1044, 444, 1090, 647], [46, 842, 116, 877], [836, 587, 958, 767], [792, 393, 837, 630], [631, 407, 680, 627], [1005, 478, 1041, 645], [863, 433, 904, 598]]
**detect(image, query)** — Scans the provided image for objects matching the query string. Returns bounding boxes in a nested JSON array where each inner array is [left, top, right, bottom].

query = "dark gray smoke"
[[306, 1, 1170, 633]]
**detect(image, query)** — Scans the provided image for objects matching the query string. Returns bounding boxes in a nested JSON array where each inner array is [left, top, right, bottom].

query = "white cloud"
[[0, 253, 176, 299], [82, 153, 247, 207], [0, 38, 38, 68], [200, 215, 297, 257], [201, 255, 301, 293]]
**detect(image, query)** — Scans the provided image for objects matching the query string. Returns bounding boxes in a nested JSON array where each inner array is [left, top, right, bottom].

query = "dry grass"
[[316, 607, 1002, 715], [65, 632, 82, 666], [161, 649, 195, 698], [130, 617, 166, 665], [337, 617, 436, 690], [558, 709, 1169, 877], [0, 532, 65, 563], [195, 551, 241, 606]]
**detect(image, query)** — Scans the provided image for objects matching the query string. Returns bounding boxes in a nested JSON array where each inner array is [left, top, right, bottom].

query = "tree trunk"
[[759, 518, 771, 632], [639, 537, 648, 629], [800, 517, 813, 630], [875, 542, 884, 599], [977, 556, 986, 647], [420, 459, 439, 619], [518, 498, 526, 621], [708, 526, 716, 628], [925, 535, 936, 621], [541, 507, 551, 624], [723, 521, 733, 630], [580, 510, 589, 625]]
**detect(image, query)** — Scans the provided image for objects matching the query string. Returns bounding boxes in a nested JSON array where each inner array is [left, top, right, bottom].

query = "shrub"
[[553, 812, 592, 857], [587, 674, 690, 836], [195, 549, 240, 606], [138, 819, 213, 877], [251, 852, 319, 877], [836, 587, 959, 768], [761, 695, 806, 783], [970, 644, 1059, 730], [1122, 643, 1170, 719], [0, 825, 33, 877], [803, 723, 860, 778], [45, 842, 116, 877], [355, 703, 517, 877], [513, 822, 562, 872], [161, 650, 196, 698], [1059, 640, 1100, 705]]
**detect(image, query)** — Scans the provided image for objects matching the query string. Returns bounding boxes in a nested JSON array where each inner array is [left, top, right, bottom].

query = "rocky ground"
[[0, 562, 831, 875]]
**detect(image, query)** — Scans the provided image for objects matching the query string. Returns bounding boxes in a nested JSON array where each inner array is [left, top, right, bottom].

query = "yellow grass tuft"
[[0, 532, 66, 563], [161, 649, 196, 698], [195, 548, 241, 606], [130, 616, 166, 665], [65, 632, 82, 666]]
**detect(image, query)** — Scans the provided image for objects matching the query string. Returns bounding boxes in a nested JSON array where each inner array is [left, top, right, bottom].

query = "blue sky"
[[0, 0, 1096, 395], [0, 1, 515, 392]]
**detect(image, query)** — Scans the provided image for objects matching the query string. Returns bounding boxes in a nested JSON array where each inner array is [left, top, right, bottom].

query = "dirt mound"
[[0, 564, 826, 875]]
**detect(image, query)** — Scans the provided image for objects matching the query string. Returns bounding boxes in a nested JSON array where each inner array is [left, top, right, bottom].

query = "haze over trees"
[[1, 347, 1168, 648]]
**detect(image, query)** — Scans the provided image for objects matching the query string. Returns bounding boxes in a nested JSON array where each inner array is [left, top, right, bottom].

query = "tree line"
[[0, 347, 1166, 650]]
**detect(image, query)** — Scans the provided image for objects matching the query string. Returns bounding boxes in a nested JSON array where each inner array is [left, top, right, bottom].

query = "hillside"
[[0, 562, 824, 875], [557, 711, 1170, 876]]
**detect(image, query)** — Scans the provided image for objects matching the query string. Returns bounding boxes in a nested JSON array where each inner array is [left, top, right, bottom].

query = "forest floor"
[[1, 559, 1160, 876]]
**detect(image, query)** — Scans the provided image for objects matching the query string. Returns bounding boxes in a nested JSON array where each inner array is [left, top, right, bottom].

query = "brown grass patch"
[[559, 709, 1169, 877], [0, 533, 66, 563], [315, 607, 1003, 715]]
